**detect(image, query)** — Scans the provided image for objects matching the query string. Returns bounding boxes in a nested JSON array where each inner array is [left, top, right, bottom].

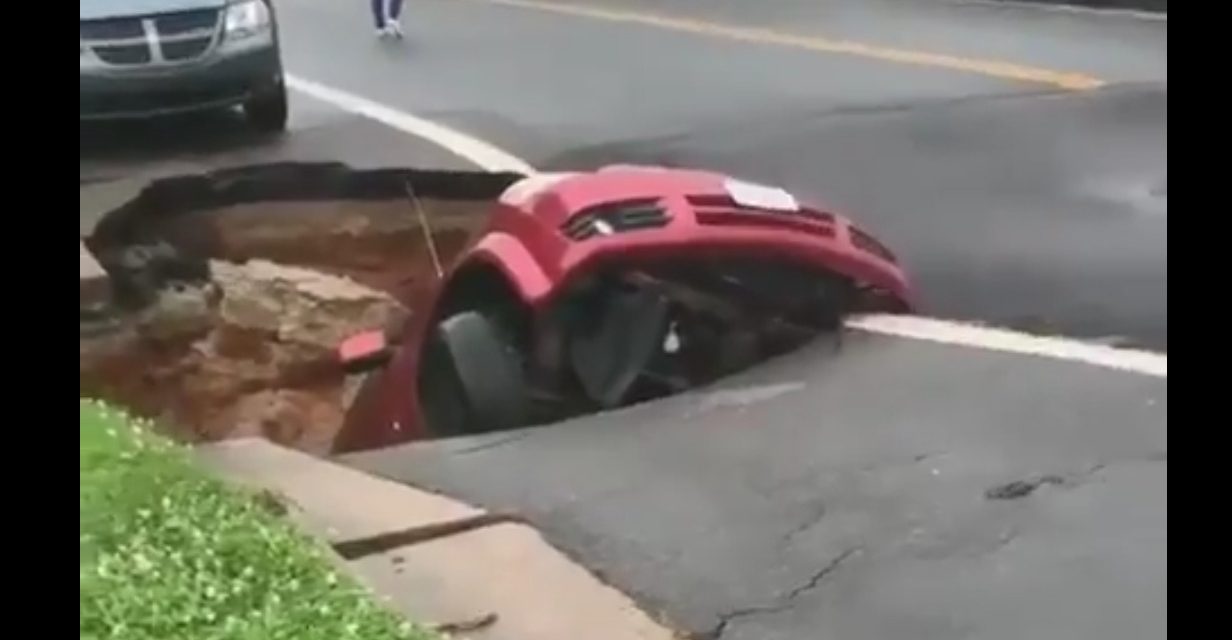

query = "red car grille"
[[560, 198, 671, 241], [686, 194, 837, 238], [686, 194, 898, 264]]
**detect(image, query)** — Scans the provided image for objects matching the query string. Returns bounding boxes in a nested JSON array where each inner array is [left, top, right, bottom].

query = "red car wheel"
[[418, 310, 529, 436]]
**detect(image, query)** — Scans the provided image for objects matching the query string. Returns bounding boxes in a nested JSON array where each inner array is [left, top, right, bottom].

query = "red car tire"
[[419, 310, 529, 435]]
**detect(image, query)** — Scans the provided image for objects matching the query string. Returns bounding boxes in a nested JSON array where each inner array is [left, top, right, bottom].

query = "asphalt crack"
[[985, 461, 1109, 500], [985, 526, 1021, 556], [332, 512, 529, 559], [781, 501, 827, 547], [706, 547, 861, 639], [448, 430, 539, 455]]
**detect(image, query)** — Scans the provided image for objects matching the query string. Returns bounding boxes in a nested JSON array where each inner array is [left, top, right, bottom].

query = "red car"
[[335, 166, 913, 452]]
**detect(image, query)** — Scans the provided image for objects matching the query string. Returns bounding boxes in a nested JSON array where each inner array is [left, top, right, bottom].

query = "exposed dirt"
[[139, 199, 479, 303], [80, 163, 521, 453]]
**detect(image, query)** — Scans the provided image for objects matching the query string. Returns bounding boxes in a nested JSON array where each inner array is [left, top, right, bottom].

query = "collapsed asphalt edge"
[[85, 162, 1167, 377], [87, 161, 525, 252]]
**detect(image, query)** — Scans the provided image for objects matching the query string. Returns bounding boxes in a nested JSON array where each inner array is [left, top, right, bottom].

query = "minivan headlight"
[[225, 0, 271, 39]]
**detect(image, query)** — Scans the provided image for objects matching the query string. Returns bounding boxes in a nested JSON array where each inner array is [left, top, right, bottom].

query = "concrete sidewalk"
[[197, 439, 675, 640]]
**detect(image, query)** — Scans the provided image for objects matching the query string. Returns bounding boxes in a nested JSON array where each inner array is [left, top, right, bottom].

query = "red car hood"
[[504, 166, 761, 227]]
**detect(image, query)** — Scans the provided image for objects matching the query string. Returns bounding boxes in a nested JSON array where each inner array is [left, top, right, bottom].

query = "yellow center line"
[[481, 0, 1106, 91]]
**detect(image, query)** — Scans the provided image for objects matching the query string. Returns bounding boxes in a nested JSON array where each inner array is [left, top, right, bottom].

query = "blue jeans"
[[372, 0, 404, 28]]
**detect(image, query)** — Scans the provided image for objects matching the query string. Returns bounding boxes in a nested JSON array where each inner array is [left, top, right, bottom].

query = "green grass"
[[80, 399, 437, 640]]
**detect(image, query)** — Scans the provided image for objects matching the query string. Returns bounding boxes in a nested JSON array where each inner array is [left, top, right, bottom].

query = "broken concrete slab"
[[196, 438, 481, 542], [196, 438, 676, 640], [80, 257, 409, 453]]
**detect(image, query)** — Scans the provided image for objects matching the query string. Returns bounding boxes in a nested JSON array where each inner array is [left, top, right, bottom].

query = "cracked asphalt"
[[344, 333, 1167, 639]]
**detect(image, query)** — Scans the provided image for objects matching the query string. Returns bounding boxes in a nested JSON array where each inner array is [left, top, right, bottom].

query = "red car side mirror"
[[338, 330, 394, 375]]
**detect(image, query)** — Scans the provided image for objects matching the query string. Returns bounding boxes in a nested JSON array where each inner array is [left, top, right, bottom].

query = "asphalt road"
[[277, 0, 1167, 349], [265, 2, 1165, 637], [79, 90, 472, 182], [345, 332, 1167, 639], [80, 3, 1167, 638], [78, 92, 473, 234]]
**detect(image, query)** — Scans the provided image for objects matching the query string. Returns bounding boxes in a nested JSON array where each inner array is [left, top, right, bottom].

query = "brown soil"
[[80, 165, 508, 453], [154, 200, 479, 301]]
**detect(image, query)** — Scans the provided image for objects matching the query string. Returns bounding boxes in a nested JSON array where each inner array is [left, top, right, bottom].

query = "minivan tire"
[[244, 82, 288, 133]]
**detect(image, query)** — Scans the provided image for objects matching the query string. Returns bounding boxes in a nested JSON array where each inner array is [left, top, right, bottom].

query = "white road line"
[[848, 315, 1166, 377], [285, 74, 537, 176], [956, 0, 1167, 22], [288, 74, 1167, 378]]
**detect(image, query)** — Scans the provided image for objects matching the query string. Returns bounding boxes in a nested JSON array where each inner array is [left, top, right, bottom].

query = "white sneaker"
[[375, 25, 390, 38], [385, 18, 403, 38]]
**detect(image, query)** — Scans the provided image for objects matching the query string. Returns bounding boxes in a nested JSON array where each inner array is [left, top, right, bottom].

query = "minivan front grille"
[[93, 44, 152, 65], [81, 8, 219, 67], [80, 18, 143, 41], [154, 9, 219, 34], [162, 38, 212, 61]]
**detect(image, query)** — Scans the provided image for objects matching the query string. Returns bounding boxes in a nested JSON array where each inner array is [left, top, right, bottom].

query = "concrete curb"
[[197, 438, 677, 640]]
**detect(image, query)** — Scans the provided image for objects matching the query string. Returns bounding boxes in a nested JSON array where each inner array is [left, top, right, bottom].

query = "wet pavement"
[[80, 93, 473, 233], [344, 332, 1167, 640], [549, 84, 1167, 348], [275, 0, 1166, 349], [80, 2, 1167, 637]]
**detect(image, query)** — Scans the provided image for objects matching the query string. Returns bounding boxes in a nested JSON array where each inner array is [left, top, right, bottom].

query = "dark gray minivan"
[[80, 0, 287, 132]]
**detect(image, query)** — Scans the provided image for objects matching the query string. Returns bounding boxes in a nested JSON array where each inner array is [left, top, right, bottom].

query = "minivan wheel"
[[244, 82, 288, 133]]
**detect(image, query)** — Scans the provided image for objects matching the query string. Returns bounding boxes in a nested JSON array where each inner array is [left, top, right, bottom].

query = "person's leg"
[[371, 0, 386, 30], [385, 0, 404, 37]]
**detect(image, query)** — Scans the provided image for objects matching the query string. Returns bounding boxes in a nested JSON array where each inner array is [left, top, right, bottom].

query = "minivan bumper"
[[80, 43, 281, 120]]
